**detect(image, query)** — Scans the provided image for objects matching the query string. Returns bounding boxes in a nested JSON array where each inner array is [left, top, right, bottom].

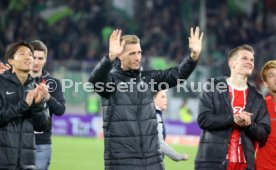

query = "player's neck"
[[228, 75, 248, 89], [13, 69, 29, 85], [30, 70, 42, 78]]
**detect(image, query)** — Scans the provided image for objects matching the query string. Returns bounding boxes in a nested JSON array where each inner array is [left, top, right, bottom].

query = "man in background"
[[154, 90, 189, 161], [30, 40, 66, 170]]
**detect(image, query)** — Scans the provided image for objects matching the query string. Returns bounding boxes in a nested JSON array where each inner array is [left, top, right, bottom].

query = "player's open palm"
[[109, 29, 125, 61], [25, 89, 36, 106], [189, 26, 204, 60]]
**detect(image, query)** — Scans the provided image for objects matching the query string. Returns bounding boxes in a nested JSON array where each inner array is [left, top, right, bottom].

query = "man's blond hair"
[[261, 60, 276, 82], [120, 35, 140, 45]]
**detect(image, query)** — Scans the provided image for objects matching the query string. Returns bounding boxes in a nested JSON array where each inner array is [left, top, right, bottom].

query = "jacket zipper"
[[137, 75, 146, 167], [17, 85, 24, 168]]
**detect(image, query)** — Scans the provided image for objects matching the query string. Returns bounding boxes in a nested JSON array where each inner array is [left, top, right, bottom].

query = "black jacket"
[[195, 77, 270, 170], [34, 70, 66, 145], [89, 55, 197, 169], [0, 70, 50, 170]]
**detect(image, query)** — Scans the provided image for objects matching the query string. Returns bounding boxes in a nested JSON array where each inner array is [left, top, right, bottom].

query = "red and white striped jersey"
[[226, 83, 248, 163]]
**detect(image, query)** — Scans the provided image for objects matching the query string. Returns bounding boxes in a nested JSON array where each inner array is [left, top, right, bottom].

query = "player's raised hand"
[[109, 29, 126, 61], [189, 26, 204, 61], [0, 62, 11, 74]]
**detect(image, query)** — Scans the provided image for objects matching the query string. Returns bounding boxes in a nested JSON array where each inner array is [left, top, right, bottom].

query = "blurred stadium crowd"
[[0, 0, 275, 116]]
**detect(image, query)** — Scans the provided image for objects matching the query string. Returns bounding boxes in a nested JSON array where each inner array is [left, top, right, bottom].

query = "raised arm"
[[148, 27, 204, 89], [189, 26, 204, 61], [88, 29, 126, 97]]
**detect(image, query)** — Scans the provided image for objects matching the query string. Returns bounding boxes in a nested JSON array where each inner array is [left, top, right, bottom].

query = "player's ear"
[[228, 58, 232, 68], [228, 57, 237, 69]]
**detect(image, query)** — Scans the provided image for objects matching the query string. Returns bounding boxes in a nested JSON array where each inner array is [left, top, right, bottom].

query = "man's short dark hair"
[[228, 44, 254, 60], [30, 40, 48, 56], [5, 41, 34, 63]]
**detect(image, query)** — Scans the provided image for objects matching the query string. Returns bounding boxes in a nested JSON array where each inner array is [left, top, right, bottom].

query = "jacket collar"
[[217, 77, 257, 113], [2, 70, 33, 86], [33, 70, 50, 83], [33, 70, 50, 79], [41, 70, 50, 78]]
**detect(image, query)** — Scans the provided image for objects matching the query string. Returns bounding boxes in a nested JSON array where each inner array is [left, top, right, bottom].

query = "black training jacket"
[[0, 70, 50, 170], [89, 55, 197, 170], [34, 70, 66, 145], [195, 77, 270, 170]]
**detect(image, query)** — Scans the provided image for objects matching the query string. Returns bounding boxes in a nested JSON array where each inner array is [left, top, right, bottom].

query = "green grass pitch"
[[50, 136, 197, 170]]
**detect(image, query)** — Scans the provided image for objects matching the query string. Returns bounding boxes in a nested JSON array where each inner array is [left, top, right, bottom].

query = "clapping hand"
[[234, 111, 253, 127], [25, 84, 49, 106], [34, 83, 49, 104]]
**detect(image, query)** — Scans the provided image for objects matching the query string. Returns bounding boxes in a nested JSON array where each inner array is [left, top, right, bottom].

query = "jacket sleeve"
[[47, 79, 66, 116], [0, 100, 30, 125], [31, 102, 50, 132], [244, 98, 270, 146], [88, 55, 114, 98], [149, 56, 197, 90], [157, 118, 185, 161], [197, 86, 234, 131]]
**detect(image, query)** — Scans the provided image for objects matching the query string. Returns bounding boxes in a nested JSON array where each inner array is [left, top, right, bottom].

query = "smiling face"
[[118, 43, 142, 71], [228, 49, 254, 77], [8, 46, 34, 73]]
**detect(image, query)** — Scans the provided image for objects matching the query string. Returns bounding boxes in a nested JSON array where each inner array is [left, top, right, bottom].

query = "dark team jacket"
[[0, 70, 50, 170], [34, 70, 66, 145], [89, 55, 197, 169], [195, 77, 271, 170]]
